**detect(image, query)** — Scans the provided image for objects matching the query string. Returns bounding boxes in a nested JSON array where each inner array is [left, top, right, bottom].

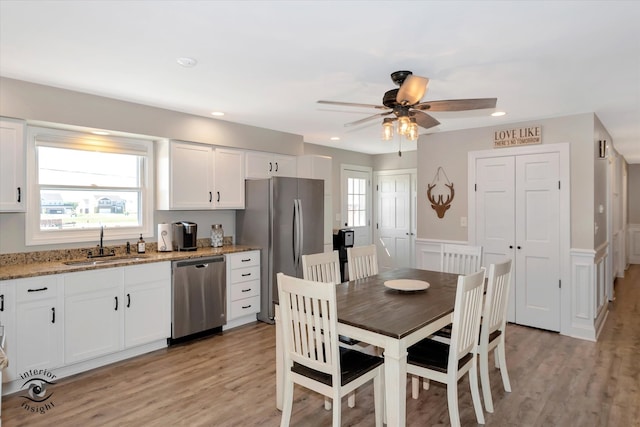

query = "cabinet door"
[[272, 154, 297, 177], [214, 148, 245, 209], [0, 281, 17, 382], [15, 277, 63, 374], [0, 118, 25, 212], [245, 151, 273, 179], [124, 263, 171, 348], [64, 269, 123, 364], [170, 142, 214, 209]]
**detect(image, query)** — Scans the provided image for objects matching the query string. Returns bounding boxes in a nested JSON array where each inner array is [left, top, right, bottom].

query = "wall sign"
[[494, 125, 542, 148]]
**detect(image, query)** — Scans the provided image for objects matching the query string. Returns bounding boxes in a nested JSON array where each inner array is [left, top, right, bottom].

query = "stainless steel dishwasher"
[[171, 256, 226, 343]]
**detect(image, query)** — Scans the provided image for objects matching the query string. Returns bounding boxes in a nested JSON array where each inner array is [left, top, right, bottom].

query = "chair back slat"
[[302, 251, 342, 285], [483, 259, 513, 340], [278, 273, 339, 377], [449, 269, 486, 369], [347, 245, 379, 280], [441, 244, 483, 275]]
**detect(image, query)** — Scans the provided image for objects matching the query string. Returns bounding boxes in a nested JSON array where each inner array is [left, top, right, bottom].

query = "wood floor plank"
[[2, 265, 639, 426]]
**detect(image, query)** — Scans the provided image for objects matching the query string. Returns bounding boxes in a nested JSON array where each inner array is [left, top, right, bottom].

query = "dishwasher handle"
[[173, 256, 225, 269]]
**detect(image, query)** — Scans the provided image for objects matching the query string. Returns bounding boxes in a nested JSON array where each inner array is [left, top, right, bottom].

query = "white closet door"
[[475, 156, 516, 321], [514, 152, 561, 331], [376, 173, 412, 271]]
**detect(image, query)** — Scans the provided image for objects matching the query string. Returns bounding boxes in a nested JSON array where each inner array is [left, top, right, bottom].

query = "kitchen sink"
[[63, 255, 149, 266]]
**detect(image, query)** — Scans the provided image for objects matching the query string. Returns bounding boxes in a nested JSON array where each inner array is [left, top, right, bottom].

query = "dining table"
[[275, 267, 460, 427]]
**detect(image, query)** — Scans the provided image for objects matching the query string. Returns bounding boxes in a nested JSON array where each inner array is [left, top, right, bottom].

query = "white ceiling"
[[1, 1, 639, 162]]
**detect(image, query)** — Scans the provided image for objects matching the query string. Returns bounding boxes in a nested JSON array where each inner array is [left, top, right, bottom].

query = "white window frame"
[[25, 126, 154, 246]]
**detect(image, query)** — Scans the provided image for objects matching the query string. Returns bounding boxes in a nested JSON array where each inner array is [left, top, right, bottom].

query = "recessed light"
[[211, 112, 225, 117], [491, 111, 506, 117], [176, 57, 197, 68], [330, 137, 340, 141], [91, 131, 110, 135]]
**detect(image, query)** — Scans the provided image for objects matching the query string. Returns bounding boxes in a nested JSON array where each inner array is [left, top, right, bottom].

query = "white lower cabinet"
[[0, 281, 16, 383], [64, 268, 123, 364], [64, 262, 171, 364], [225, 250, 260, 329], [15, 276, 64, 375], [123, 263, 171, 348]]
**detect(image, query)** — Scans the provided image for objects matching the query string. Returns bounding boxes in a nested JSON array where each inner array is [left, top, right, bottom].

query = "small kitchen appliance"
[[172, 221, 198, 251]]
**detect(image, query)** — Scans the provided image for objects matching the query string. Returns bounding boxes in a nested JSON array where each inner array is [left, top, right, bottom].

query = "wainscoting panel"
[[629, 224, 640, 265]]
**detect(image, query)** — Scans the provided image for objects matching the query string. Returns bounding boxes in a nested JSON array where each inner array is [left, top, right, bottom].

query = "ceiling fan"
[[318, 70, 497, 137]]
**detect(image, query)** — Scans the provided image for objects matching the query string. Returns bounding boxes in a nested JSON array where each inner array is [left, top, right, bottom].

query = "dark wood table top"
[[335, 268, 459, 339]]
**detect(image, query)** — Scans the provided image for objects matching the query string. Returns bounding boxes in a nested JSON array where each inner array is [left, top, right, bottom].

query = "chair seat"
[[408, 338, 473, 373], [292, 347, 383, 387], [433, 324, 501, 344]]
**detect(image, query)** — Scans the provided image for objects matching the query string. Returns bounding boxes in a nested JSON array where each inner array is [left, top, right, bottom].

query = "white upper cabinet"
[[0, 118, 26, 212], [156, 141, 245, 210], [245, 151, 297, 179], [213, 148, 245, 209]]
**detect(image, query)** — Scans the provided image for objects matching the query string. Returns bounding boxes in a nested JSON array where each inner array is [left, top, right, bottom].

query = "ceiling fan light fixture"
[[396, 75, 429, 105], [382, 118, 394, 141], [407, 118, 419, 141], [397, 116, 411, 136]]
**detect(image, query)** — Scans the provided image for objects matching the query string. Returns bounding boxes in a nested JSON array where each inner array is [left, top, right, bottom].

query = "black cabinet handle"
[[51, 307, 55, 323], [0, 294, 3, 312], [28, 287, 48, 292], [269, 162, 273, 172], [209, 192, 213, 203], [217, 191, 220, 202], [242, 304, 252, 309], [241, 273, 251, 277], [115, 296, 118, 311], [275, 162, 279, 172], [241, 288, 251, 293], [127, 293, 131, 308], [241, 258, 251, 262], [17, 187, 21, 203]]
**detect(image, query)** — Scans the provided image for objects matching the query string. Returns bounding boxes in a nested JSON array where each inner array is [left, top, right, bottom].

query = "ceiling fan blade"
[[317, 100, 388, 110], [414, 98, 497, 112], [396, 75, 429, 105], [411, 110, 440, 130], [344, 111, 393, 127]]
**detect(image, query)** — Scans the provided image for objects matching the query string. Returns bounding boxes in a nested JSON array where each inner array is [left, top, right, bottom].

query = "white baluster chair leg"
[[446, 379, 461, 427], [497, 341, 512, 392], [479, 348, 494, 413], [348, 392, 356, 408], [469, 360, 486, 424]]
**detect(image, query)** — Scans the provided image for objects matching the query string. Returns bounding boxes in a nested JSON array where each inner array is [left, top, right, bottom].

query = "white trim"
[[25, 126, 155, 246], [628, 224, 640, 264], [468, 142, 572, 337]]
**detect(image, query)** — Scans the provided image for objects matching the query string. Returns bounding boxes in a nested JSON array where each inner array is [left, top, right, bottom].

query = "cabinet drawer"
[[230, 296, 260, 318], [230, 280, 259, 300], [230, 266, 260, 283], [228, 251, 259, 269], [16, 276, 59, 302], [125, 262, 170, 285]]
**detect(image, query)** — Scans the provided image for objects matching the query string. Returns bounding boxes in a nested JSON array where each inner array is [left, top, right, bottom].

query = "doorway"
[[341, 165, 372, 246]]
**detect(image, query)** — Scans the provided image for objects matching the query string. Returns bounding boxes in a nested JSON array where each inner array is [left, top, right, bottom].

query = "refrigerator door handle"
[[293, 199, 299, 266], [298, 199, 304, 267]]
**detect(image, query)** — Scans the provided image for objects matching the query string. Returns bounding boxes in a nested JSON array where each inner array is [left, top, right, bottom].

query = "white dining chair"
[[277, 273, 384, 427], [347, 245, 378, 281], [407, 269, 486, 427], [301, 250, 357, 409], [478, 259, 513, 413], [440, 243, 483, 275]]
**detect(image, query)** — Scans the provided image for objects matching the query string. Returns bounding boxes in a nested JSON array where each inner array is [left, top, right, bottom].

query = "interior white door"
[[514, 152, 560, 331], [475, 152, 560, 331], [341, 167, 372, 246], [376, 173, 412, 271]]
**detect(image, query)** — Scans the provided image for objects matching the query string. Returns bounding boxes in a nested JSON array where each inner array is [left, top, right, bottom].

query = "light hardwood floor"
[[3, 264, 639, 426]]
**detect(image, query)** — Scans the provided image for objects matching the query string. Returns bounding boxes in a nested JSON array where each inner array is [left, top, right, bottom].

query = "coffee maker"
[[172, 221, 198, 251]]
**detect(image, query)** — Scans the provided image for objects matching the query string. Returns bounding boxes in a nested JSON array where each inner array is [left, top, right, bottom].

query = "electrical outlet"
[[460, 216, 468, 227]]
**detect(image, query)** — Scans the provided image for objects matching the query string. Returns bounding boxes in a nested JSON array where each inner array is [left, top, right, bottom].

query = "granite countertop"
[[0, 244, 260, 281]]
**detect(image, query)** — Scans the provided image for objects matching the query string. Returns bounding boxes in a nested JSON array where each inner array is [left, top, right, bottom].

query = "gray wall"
[[0, 78, 377, 254], [416, 113, 596, 250], [373, 151, 417, 171], [629, 164, 640, 223], [594, 115, 613, 248]]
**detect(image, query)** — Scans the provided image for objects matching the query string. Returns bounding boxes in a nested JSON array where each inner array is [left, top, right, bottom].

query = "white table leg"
[[383, 339, 407, 426], [275, 304, 283, 411]]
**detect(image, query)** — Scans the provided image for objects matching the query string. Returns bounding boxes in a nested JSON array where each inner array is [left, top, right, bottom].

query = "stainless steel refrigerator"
[[236, 177, 324, 323]]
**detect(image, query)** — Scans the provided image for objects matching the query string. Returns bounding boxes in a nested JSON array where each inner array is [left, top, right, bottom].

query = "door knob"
[[517, 246, 522, 249]]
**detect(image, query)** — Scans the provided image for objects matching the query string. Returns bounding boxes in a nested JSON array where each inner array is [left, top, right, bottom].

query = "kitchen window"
[[26, 126, 154, 246]]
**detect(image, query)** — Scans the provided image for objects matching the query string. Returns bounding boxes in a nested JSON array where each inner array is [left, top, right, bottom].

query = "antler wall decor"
[[427, 167, 455, 218]]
